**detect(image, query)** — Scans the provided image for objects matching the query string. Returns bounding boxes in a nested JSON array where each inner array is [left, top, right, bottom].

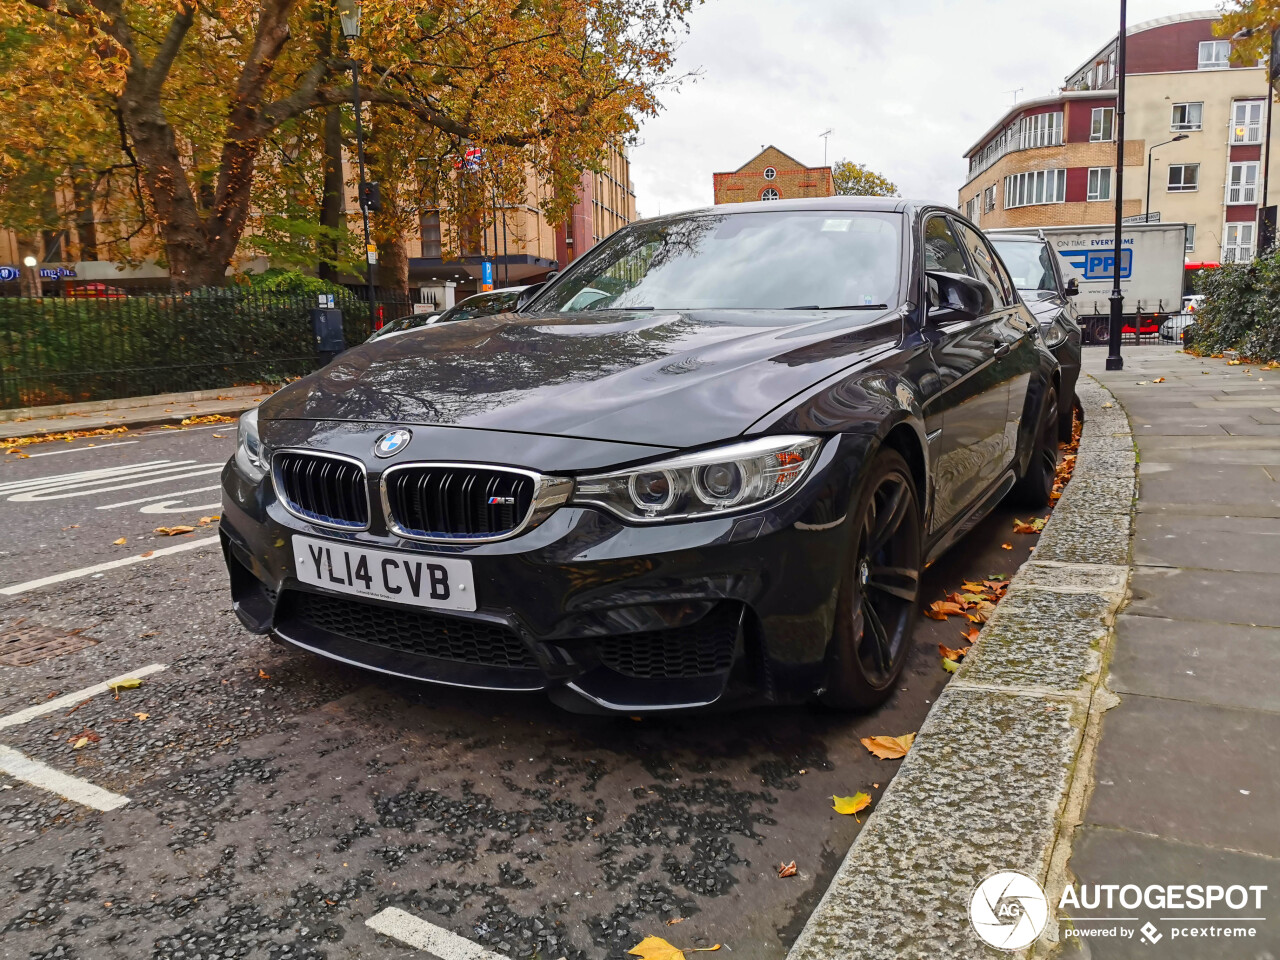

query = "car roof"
[[457, 285, 530, 303], [630, 195, 945, 226]]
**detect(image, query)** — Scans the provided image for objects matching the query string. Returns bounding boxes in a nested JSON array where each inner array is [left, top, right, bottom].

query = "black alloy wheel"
[[1011, 385, 1059, 508], [820, 449, 922, 710], [1087, 316, 1110, 345]]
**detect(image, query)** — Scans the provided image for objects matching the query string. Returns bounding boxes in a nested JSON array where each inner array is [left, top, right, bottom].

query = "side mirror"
[[1064, 276, 1080, 297], [515, 281, 546, 312], [926, 271, 993, 323]]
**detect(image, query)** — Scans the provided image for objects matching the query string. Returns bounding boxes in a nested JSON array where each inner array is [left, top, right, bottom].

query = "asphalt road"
[[0, 423, 1043, 960]]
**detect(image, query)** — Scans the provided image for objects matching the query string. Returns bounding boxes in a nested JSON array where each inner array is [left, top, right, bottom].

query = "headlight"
[[1041, 319, 1069, 348], [234, 407, 268, 482], [572, 435, 823, 523]]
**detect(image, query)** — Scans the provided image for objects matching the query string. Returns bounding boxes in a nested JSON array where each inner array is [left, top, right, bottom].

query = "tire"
[[1011, 386, 1058, 508], [819, 449, 923, 711], [1087, 317, 1110, 345], [1057, 393, 1076, 443]]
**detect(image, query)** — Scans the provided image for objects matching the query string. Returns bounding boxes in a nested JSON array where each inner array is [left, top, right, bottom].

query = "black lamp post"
[[1106, 0, 1128, 371], [338, 0, 377, 316], [1145, 134, 1189, 217]]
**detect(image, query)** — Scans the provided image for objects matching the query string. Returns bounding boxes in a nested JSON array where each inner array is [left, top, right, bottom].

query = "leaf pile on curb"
[[181, 413, 236, 426], [3, 426, 129, 449]]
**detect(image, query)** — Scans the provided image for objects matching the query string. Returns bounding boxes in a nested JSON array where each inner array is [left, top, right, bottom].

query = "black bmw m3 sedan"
[[220, 197, 1060, 713]]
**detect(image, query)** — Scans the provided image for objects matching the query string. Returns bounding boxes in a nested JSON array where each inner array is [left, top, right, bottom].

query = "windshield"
[[991, 240, 1058, 296], [533, 210, 903, 312]]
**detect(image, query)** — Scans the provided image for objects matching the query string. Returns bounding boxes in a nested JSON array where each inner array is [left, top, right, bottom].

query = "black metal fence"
[[0, 288, 412, 409]]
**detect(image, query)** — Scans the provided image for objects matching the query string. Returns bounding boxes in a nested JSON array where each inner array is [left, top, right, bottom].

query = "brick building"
[[959, 10, 1279, 263], [713, 146, 834, 204]]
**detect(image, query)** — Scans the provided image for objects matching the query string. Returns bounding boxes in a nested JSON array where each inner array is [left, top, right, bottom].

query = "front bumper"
[[220, 432, 872, 712]]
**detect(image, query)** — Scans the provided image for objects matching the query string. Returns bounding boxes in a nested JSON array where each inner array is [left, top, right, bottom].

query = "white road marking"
[[0, 538, 218, 597], [7, 464, 222, 502], [96, 484, 221, 510], [0, 745, 130, 811], [365, 908, 505, 960], [23, 441, 141, 458], [0, 663, 168, 731], [140, 497, 222, 514], [0, 460, 183, 495]]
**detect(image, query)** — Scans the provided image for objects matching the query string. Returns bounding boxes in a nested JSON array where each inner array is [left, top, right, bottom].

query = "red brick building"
[[713, 146, 835, 205]]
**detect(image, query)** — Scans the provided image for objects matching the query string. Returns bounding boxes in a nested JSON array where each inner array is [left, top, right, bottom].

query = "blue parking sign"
[[481, 260, 494, 291]]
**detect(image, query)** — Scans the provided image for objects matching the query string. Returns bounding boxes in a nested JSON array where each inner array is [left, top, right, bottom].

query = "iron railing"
[[0, 287, 412, 409]]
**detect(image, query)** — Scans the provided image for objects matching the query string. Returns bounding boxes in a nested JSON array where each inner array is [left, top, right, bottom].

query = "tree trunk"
[[380, 236, 410, 299], [318, 106, 344, 282], [71, 172, 99, 262]]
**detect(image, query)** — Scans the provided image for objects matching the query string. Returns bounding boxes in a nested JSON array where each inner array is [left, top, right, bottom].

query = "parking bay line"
[[96, 484, 221, 510], [24, 441, 140, 458], [365, 907, 505, 960], [0, 538, 218, 597], [0, 663, 168, 732], [0, 745, 130, 811]]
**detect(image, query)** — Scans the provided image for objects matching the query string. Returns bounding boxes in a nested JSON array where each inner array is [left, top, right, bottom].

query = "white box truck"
[[988, 222, 1187, 344]]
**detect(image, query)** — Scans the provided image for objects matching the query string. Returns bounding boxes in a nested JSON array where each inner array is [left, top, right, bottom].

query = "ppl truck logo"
[[1059, 248, 1132, 281]]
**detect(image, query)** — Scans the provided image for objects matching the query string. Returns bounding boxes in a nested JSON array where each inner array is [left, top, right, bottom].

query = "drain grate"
[[0, 626, 97, 667]]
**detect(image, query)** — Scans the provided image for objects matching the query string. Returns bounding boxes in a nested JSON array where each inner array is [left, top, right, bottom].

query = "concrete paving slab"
[[1064, 827, 1280, 958], [1128, 463, 1279, 515], [1133, 513, 1280, 573], [1108, 614, 1280, 713], [1126, 566, 1280, 627], [1085, 694, 1280, 859]]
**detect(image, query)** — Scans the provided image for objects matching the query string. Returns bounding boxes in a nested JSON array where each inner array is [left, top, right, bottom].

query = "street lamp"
[[338, 0, 377, 317], [1107, 0, 1128, 371], [1145, 134, 1189, 217]]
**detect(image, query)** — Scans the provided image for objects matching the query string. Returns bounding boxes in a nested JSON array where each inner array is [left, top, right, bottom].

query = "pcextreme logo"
[[969, 871, 1049, 950]]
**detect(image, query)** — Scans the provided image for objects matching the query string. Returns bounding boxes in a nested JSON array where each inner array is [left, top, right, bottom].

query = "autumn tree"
[[0, 1, 695, 289], [831, 160, 897, 198]]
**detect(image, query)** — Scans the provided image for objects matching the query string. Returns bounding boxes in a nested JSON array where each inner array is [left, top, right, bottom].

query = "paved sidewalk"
[[1, 384, 271, 441], [1067, 346, 1280, 957]]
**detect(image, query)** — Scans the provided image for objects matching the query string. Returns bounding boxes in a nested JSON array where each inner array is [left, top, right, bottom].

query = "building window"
[[1171, 102, 1203, 131], [983, 185, 996, 213], [419, 211, 442, 259], [1231, 100, 1264, 144], [1227, 162, 1259, 204], [1108, 50, 1117, 81], [1004, 169, 1066, 208], [1090, 107, 1115, 142], [1184, 224, 1196, 254], [965, 196, 979, 220], [1168, 164, 1199, 192], [763, 167, 777, 180], [1087, 167, 1112, 201], [1223, 222, 1254, 261], [1018, 112, 1063, 149], [1199, 40, 1231, 70], [761, 187, 780, 201]]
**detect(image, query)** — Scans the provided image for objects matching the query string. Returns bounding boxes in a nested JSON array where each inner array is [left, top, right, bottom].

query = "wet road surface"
[[0, 424, 1043, 959]]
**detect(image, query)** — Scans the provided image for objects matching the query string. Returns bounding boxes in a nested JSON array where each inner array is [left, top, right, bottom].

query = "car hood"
[[260, 308, 901, 448], [1021, 293, 1065, 324]]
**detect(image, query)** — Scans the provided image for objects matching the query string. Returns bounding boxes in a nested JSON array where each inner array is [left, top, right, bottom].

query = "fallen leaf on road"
[[1152, 377, 1166, 383], [1101, 401, 1114, 407], [1001, 543, 1013, 550], [109, 678, 142, 699], [832, 792, 872, 820], [664, 918, 685, 926], [860, 734, 915, 760], [1012, 517, 1046, 534], [181, 414, 236, 426], [941, 658, 959, 674], [938, 644, 971, 661], [140, 551, 153, 558], [112, 537, 127, 545], [198, 516, 221, 525], [258, 669, 271, 680], [925, 600, 964, 620], [778, 860, 798, 878], [962, 626, 981, 642], [153, 525, 195, 536], [211, 433, 225, 438], [1227, 359, 1243, 365], [133, 712, 149, 721], [68, 729, 100, 748], [72, 737, 90, 749], [628, 936, 721, 960]]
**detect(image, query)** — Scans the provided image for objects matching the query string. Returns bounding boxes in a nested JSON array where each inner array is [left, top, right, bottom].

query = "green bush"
[[1184, 251, 1280, 360]]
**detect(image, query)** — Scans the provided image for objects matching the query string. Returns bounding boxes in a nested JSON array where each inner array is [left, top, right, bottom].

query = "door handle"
[[994, 343, 1011, 358]]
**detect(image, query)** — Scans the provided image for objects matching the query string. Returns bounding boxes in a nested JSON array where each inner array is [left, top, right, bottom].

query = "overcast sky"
[[629, 0, 1211, 217]]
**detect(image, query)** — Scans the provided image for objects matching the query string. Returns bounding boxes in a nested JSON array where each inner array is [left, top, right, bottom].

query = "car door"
[[953, 221, 1039, 465], [920, 214, 1014, 532]]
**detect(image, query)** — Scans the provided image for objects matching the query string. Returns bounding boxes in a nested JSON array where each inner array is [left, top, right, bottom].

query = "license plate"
[[292, 535, 476, 612]]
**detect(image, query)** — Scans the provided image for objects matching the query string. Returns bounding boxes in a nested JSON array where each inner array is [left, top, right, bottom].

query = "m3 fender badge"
[[374, 428, 412, 458]]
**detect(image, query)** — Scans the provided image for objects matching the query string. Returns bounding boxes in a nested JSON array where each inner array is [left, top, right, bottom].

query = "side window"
[[955, 221, 1015, 307], [923, 216, 968, 274]]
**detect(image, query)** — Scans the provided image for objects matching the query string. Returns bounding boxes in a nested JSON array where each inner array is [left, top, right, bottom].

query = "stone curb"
[[0, 384, 272, 423], [787, 375, 1135, 959]]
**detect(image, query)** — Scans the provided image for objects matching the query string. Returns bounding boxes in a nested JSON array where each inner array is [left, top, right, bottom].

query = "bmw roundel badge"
[[374, 428, 412, 458]]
